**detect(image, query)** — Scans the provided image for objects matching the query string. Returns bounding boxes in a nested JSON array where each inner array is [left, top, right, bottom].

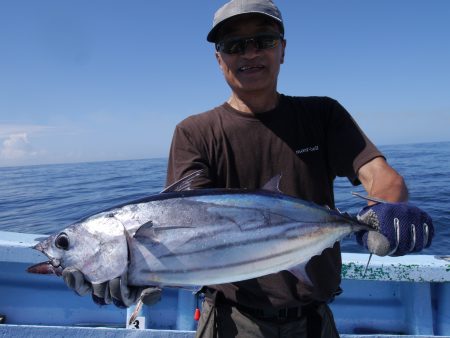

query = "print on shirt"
[[295, 145, 320, 155]]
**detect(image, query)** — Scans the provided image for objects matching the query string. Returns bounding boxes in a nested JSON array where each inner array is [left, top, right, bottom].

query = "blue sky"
[[1, 0, 449, 167]]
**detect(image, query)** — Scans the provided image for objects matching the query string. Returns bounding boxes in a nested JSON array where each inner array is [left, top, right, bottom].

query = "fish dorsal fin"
[[161, 169, 206, 193], [262, 174, 282, 193]]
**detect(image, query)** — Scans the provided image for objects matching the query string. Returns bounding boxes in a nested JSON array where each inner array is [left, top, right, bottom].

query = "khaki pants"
[[195, 301, 340, 338]]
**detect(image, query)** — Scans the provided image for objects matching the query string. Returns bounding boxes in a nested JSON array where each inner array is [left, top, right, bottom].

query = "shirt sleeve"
[[326, 99, 384, 185], [165, 122, 215, 188]]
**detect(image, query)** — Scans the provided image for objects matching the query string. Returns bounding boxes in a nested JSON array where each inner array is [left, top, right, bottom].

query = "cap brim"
[[207, 12, 283, 43]]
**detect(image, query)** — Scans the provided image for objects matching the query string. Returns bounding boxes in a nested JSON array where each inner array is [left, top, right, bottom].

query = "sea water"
[[0, 141, 448, 255]]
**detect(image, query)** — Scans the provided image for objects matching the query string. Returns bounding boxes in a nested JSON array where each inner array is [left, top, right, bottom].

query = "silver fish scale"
[[125, 193, 362, 287], [31, 188, 370, 287]]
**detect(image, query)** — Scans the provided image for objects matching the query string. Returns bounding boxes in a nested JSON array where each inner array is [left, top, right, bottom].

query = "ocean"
[[0, 141, 448, 255]]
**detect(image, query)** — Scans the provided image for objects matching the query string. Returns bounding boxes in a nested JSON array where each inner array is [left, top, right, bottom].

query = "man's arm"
[[355, 157, 433, 256], [357, 157, 408, 203]]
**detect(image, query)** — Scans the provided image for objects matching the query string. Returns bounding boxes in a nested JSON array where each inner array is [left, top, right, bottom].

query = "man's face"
[[215, 15, 286, 97]]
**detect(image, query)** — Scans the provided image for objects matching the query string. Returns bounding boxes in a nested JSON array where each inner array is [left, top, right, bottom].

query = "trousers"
[[195, 300, 340, 338]]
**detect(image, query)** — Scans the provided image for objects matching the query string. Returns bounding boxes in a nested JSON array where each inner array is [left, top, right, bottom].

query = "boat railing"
[[1, 230, 449, 337]]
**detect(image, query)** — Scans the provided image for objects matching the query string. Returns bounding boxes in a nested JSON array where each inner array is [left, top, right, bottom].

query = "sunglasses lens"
[[217, 34, 282, 54], [255, 36, 279, 49], [219, 39, 244, 54]]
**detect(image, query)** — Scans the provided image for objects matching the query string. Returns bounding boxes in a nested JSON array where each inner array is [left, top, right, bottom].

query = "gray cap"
[[207, 0, 284, 43]]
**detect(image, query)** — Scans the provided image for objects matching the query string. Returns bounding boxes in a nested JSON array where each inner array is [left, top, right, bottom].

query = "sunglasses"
[[216, 33, 283, 54]]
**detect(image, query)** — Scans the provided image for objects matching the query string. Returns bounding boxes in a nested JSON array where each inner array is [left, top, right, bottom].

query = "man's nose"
[[242, 39, 260, 56]]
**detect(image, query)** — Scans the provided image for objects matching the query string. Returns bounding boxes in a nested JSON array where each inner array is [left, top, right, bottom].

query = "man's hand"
[[356, 202, 434, 256], [62, 268, 162, 308]]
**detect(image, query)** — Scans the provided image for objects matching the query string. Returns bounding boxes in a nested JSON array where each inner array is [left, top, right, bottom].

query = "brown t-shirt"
[[166, 94, 382, 308]]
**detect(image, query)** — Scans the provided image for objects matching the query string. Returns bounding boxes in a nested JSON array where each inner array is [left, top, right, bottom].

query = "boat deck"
[[1, 325, 449, 338]]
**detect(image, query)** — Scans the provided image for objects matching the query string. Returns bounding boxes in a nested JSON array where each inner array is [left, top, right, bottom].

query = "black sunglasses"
[[216, 33, 284, 55]]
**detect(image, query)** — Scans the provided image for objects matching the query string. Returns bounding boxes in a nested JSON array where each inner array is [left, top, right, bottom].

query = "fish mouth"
[[28, 242, 63, 276], [32, 241, 61, 265], [33, 241, 46, 253], [27, 261, 63, 276]]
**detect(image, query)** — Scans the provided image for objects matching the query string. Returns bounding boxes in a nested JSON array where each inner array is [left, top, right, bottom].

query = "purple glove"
[[356, 202, 434, 256]]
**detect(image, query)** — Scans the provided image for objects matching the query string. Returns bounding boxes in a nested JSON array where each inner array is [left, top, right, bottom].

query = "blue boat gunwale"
[[1, 229, 450, 336]]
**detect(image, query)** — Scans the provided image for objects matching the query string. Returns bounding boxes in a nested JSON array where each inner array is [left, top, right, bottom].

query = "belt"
[[235, 303, 303, 321], [201, 287, 310, 322]]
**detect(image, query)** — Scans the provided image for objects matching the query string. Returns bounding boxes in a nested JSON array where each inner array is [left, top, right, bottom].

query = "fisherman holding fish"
[[164, 1, 433, 337], [50, 0, 434, 337]]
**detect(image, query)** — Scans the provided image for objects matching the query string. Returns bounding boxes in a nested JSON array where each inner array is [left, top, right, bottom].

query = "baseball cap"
[[207, 0, 284, 43]]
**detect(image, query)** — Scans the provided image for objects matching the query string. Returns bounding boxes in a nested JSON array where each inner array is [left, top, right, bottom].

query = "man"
[[63, 1, 433, 337], [164, 0, 433, 337]]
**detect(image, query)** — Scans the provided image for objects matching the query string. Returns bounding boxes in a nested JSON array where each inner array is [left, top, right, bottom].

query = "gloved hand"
[[62, 268, 162, 308], [356, 202, 434, 256]]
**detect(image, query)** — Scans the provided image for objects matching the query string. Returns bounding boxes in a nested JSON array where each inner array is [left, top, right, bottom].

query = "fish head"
[[29, 213, 129, 284]]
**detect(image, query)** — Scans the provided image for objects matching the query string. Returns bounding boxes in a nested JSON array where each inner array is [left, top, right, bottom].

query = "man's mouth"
[[238, 65, 265, 72]]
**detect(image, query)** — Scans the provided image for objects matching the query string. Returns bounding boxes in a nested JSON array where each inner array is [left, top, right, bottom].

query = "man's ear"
[[280, 39, 286, 64], [216, 51, 224, 70]]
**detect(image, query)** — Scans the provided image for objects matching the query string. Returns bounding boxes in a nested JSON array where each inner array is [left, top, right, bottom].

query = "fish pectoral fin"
[[134, 221, 195, 241], [152, 225, 196, 231], [160, 169, 206, 193], [288, 264, 313, 286], [261, 174, 282, 193]]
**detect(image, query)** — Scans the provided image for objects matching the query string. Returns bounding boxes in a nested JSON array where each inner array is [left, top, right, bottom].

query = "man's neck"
[[227, 91, 280, 114]]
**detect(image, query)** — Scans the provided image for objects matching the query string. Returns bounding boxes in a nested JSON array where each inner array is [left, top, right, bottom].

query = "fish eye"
[[55, 232, 70, 250]]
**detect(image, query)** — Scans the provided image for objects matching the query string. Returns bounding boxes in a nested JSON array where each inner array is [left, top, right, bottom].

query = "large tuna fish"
[[28, 170, 373, 288]]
